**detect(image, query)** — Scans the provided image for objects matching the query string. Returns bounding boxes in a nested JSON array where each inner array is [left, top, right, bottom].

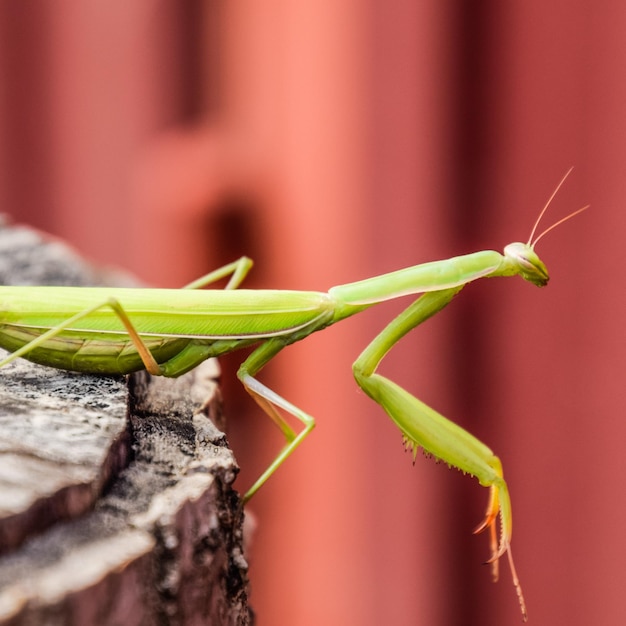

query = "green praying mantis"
[[0, 171, 586, 620]]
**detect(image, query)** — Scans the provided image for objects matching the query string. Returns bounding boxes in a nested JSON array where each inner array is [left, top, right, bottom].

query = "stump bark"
[[0, 219, 253, 625]]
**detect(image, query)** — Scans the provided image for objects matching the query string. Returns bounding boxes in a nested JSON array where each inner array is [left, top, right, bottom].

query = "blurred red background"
[[1, 2, 623, 625]]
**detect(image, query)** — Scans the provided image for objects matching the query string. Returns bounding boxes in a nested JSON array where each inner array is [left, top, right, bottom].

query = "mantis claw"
[[474, 519, 501, 582], [473, 483, 528, 621]]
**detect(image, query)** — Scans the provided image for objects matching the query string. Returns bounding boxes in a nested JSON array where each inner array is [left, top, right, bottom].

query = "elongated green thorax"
[[329, 243, 549, 315], [329, 250, 504, 307]]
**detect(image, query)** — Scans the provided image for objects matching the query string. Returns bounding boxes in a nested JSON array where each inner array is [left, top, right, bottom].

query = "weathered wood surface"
[[0, 219, 253, 625]]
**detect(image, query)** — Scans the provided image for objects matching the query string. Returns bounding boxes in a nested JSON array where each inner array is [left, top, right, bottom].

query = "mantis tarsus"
[[0, 171, 586, 621]]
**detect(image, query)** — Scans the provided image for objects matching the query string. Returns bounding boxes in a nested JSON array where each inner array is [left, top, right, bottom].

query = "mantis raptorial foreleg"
[[352, 287, 526, 617]]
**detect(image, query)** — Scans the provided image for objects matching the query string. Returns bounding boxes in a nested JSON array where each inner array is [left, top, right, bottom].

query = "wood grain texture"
[[0, 219, 252, 625]]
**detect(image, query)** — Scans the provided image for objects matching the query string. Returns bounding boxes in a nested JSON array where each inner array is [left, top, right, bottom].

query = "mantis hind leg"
[[236, 338, 315, 502], [352, 288, 527, 620], [184, 258, 317, 500], [0, 298, 217, 377], [0, 258, 255, 372], [0, 297, 167, 375]]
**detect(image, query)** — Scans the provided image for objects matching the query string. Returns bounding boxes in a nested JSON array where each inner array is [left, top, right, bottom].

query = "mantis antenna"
[[527, 167, 589, 248]]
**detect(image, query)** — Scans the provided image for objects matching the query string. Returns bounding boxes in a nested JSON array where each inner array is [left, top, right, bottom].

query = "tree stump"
[[0, 219, 253, 625]]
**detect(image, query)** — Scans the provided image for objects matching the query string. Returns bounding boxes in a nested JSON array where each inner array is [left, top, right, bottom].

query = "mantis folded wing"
[[0, 172, 587, 621]]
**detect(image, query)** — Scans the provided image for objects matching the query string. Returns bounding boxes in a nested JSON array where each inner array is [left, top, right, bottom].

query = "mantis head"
[[503, 243, 550, 287], [504, 167, 588, 288]]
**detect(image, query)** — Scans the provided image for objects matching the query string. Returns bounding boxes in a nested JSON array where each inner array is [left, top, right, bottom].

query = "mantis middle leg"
[[237, 337, 316, 502], [182, 257, 253, 290]]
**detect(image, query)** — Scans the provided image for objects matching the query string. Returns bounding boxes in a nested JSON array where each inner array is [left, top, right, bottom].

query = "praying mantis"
[[0, 171, 586, 621]]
